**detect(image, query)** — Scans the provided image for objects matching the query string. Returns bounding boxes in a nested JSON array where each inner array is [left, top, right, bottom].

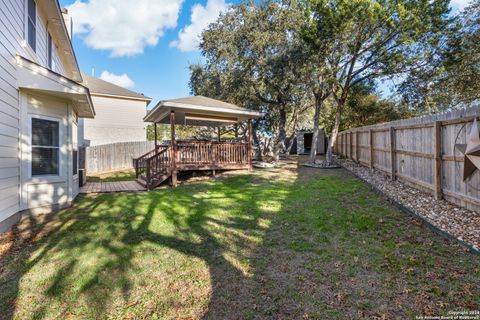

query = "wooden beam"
[[395, 149, 434, 159], [433, 121, 443, 200], [154, 122, 158, 148], [248, 119, 253, 170], [184, 112, 238, 123], [170, 111, 177, 187]]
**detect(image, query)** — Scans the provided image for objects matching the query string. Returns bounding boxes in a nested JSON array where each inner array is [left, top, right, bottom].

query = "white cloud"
[[170, 0, 229, 52], [450, 0, 471, 11], [99, 71, 135, 88], [67, 0, 183, 57]]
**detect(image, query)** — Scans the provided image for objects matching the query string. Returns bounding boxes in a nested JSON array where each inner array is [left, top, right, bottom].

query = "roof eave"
[[90, 92, 152, 103], [144, 100, 263, 123], [38, 1, 82, 82], [16, 55, 95, 118]]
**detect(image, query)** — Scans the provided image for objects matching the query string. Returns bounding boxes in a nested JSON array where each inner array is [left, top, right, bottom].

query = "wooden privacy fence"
[[334, 105, 480, 213], [81, 141, 155, 173]]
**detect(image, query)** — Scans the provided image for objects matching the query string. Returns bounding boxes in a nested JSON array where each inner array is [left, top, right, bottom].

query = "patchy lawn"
[[87, 169, 136, 182], [0, 160, 478, 319]]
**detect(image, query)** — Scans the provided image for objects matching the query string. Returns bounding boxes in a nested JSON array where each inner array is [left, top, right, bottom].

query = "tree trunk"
[[284, 130, 297, 156], [272, 107, 287, 162], [308, 95, 323, 164], [325, 103, 343, 165], [252, 120, 263, 161]]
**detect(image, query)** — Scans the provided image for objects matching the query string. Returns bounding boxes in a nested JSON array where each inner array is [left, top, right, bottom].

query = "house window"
[[31, 117, 59, 176], [27, 0, 36, 52], [47, 33, 54, 70], [72, 121, 78, 176], [72, 149, 78, 175]]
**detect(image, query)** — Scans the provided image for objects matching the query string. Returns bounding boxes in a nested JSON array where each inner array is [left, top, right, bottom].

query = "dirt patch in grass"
[[0, 156, 478, 319]]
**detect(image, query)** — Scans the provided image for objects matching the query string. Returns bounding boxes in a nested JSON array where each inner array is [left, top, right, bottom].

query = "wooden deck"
[[79, 181, 146, 194], [134, 140, 252, 189]]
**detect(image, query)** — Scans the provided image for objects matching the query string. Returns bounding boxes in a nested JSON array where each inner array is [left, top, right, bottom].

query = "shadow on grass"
[[0, 165, 298, 319], [1, 160, 479, 319]]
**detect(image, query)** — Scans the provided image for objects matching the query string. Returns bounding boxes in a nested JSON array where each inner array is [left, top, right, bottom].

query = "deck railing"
[[134, 145, 168, 178], [176, 141, 250, 167], [134, 140, 251, 189]]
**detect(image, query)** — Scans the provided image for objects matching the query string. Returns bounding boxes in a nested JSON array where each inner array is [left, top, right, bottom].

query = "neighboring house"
[[79, 73, 151, 147], [0, 0, 95, 232]]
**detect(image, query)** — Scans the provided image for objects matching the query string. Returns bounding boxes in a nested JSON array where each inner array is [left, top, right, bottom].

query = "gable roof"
[[163, 96, 246, 111], [81, 73, 152, 102], [144, 95, 262, 125]]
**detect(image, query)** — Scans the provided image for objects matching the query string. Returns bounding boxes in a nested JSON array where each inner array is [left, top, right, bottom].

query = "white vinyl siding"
[[0, 0, 23, 221], [51, 39, 65, 75], [0, 0, 72, 225], [80, 96, 147, 146]]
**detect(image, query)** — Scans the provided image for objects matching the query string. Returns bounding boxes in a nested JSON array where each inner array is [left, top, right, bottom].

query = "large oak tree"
[[304, 0, 452, 164]]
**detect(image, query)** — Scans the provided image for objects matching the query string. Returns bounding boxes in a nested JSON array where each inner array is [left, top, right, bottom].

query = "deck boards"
[[79, 181, 146, 194]]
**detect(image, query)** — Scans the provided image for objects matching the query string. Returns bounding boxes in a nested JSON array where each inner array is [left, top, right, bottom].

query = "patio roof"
[[144, 96, 262, 126]]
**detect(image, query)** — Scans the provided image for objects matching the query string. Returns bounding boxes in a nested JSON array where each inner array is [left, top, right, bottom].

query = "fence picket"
[[334, 104, 480, 212]]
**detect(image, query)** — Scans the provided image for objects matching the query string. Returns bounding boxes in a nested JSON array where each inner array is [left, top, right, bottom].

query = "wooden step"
[[148, 173, 172, 190], [135, 177, 147, 188]]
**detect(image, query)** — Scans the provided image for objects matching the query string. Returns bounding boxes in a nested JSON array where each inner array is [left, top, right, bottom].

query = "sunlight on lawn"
[[1, 163, 479, 319]]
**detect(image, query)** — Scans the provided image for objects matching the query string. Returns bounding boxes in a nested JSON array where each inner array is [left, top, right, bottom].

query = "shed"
[[295, 129, 326, 155]]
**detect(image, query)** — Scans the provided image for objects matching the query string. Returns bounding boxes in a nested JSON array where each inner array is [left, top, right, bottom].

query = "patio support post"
[[170, 111, 177, 187], [248, 119, 253, 170], [154, 122, 158, 149]]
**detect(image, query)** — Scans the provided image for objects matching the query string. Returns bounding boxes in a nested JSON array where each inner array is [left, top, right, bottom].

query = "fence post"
[[390, 126, 396, 180], [340, 133, 343, 156], [433, 121, 443, 200], [355, 131, 359, 162], [349, 131, 353, 159], [369, 129, 374, 169]]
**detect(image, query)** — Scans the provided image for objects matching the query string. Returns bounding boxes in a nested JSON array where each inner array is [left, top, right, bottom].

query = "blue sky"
[[60, 0, 469, 106], [60, 0, 235, 104]]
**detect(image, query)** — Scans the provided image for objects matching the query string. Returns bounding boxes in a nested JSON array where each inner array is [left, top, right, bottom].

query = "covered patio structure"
[[134, 96, 262, 189]]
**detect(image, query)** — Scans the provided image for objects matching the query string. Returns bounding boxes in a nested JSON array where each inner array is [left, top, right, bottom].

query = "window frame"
[[29, 114, 62, 178], [25, 0, 37, 53]]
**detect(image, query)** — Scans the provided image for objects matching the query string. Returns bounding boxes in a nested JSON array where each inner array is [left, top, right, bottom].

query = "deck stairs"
[[133, 145, 172, 190]]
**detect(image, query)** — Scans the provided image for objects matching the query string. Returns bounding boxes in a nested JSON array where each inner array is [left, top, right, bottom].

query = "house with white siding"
[[0, 0, 95, 232], [79, 73, 151, 147]]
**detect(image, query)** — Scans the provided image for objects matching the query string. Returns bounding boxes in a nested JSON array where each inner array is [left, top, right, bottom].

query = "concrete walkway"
[[79, 181, 146, 194]]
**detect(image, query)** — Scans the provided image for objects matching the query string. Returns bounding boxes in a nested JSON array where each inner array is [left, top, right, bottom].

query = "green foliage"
[[322, 83, 415, 133], [400, 1, 479, 111], [193, 1, 318, 157], [302, 0, 451, 161], [146, 123, 221, 141]]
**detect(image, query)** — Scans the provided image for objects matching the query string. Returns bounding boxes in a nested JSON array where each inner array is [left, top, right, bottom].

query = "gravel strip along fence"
[[336, 157, 480, 254]]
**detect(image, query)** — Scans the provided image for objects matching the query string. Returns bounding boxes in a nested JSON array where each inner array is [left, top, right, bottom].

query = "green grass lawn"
[[0, 161, 478, 319], [87, 169, 136, 182]]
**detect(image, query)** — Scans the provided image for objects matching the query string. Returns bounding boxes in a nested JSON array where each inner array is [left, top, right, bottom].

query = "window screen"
[[47, 33, 53, 69], [27, 0, 36, 52], [32, 118, 59, 176]]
